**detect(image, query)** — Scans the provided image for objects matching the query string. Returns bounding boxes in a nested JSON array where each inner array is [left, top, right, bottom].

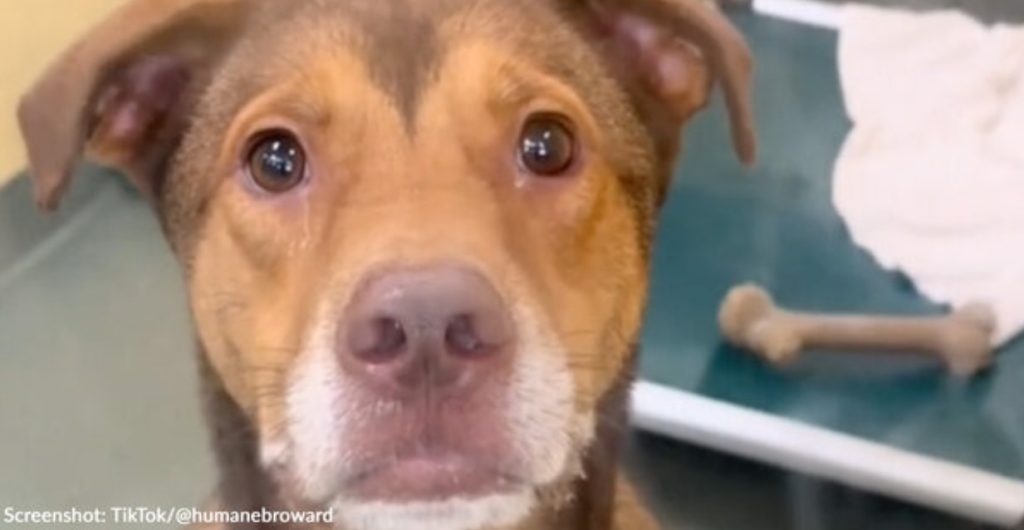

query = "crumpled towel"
[[833, 5, 1024, 346]]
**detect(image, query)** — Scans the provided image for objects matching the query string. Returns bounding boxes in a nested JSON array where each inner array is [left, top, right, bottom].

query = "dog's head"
[[19, 0, 754, 528]]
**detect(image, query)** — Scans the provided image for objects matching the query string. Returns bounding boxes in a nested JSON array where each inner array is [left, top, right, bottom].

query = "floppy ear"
[[17, 0, 247, 211], [572, 0, 756, 174]]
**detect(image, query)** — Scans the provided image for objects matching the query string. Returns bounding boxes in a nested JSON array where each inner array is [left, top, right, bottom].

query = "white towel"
[[833, 5, 1024, 346]]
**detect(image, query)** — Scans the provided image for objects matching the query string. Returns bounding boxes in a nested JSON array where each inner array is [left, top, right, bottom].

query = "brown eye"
[[247, 131, 306, 192], [518, 115, 576, 177]]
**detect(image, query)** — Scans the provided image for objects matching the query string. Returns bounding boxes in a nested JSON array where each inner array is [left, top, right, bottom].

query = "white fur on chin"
[[333, 492, 534, 530]]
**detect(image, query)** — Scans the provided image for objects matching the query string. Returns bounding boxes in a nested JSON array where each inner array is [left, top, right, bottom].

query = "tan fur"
[[19, 1, 756, 528]]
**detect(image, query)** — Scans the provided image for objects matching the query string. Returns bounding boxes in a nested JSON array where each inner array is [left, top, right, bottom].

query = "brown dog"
[[18, 0, 754, 528]]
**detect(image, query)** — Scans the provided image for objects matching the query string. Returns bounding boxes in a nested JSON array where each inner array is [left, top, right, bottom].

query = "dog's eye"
[[518, 115, 576, 177], [247, 132, 306, 192]]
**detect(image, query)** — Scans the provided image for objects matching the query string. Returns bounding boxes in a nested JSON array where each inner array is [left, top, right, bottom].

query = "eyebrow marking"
[[491, 65, 540, 111]]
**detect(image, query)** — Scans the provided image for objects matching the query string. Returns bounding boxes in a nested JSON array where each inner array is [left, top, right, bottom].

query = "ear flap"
[[578, 0, 757, 166], [17, 0, 247, 211]]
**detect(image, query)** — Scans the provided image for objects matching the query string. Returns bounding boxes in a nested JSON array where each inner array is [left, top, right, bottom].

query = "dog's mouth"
[[320, 394, 531, 503], [344, 450, 525, 502]]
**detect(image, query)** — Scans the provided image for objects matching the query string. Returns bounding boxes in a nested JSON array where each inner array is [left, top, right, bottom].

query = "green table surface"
[[641, 12, 1024, 480]]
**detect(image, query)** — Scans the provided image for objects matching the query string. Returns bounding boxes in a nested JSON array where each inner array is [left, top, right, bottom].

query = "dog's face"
[[19, 1, 754, 528]]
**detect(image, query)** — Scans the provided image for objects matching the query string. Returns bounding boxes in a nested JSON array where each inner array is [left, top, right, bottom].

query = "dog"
[[17, 0, 755, 528]]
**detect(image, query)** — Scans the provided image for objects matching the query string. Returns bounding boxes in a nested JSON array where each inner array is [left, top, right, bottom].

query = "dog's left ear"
[[18, 0, 247, 211], [569, 0, 757, 173]]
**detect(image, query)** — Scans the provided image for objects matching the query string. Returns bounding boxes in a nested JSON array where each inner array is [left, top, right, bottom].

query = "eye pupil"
[[248, 132, 306, 192], [261, 140, 297, 177], [519, 116, 575, 177]]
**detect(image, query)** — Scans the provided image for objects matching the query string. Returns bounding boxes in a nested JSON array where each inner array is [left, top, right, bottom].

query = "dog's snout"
[[341, 267, 513, 390]]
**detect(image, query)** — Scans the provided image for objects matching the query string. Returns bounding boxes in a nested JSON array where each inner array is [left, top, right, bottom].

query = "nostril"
[[445, 311, 510, 358], [446, 314, 486, 356], [350, 316, 407, 363]]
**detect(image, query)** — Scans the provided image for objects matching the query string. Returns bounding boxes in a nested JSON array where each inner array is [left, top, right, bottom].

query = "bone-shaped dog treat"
[[717, 284, 996, 377]]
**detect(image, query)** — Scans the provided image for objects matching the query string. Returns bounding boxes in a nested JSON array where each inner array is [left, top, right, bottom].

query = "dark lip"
[[343, 452, 525, 502]]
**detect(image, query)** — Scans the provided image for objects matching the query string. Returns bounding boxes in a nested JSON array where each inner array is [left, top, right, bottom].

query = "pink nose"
[[339, 266, 514, 392]]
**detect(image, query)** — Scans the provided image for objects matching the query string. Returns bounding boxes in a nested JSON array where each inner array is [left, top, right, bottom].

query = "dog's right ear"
[[18, 0, 247, 211]]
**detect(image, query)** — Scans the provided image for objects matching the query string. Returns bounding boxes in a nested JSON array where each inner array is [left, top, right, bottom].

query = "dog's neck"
[[197, 346, 633, 530]]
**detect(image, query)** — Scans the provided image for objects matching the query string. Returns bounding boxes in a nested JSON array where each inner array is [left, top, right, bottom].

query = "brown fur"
[[18, 1, 756, 529]]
